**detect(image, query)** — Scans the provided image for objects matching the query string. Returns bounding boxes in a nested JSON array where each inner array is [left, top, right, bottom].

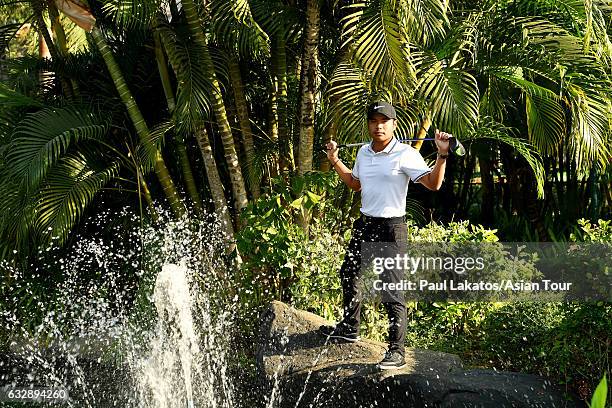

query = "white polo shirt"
[[351, 138, 432, 218]]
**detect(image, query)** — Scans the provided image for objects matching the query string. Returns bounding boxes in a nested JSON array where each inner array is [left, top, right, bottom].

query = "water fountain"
[[0, 205, 339, 408], [1, 209, 240, 407]]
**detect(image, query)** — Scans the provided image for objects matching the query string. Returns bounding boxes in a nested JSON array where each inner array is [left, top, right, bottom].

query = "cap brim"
[[367, 112, 394, 119]]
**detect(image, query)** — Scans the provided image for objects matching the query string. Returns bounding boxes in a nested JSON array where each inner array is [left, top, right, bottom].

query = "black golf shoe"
[[376, 349, 406, 370], [318, 323, 360, 343]]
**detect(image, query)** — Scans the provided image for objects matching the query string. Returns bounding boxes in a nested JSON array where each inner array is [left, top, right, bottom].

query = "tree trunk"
[[479, 156, 494, 225], [459, 154, 476, 219], [181, 0, 249, 216], [194, 124, 236, 241], [175, 140, 204, 214], [320, 91, 341, 172], [91, 27, 186, 218], [48, 3, 80, 96], [138, 171, 160, 223], [154, 32, 176, 113], [526, 189, 550, 241], [228, 55, 260, 199], [33, 5, 73, 99], [271, 35, 293, 172], [154, 31, 204, 215], [412, 116, 431, 151], [297, 0, 320, 176]]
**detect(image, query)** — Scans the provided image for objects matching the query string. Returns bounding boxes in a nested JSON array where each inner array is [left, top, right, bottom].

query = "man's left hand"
[[435, 129, 452, 154]]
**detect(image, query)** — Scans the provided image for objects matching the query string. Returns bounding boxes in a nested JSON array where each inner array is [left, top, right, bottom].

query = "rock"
[[256, 301, 585, 408], [2, 333, 132, 407]]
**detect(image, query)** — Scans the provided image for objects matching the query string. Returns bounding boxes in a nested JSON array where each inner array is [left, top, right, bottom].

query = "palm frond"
[[564, 80, 611, 175], [7, 106, 110, 189], [210, 0, 270, 59], [525, 93, 566, 155], [327, 60, 423, 143], [250, 0, 301, 40], [396, 0, 449, 47], [100, 0, 162, 30], [470, 117, 545, 198], [327, 61, 371, 142], [341, 1, 416, 89], [414, 52, 480, 136], [136, 119, 173, 173], [0, 172, 36, 253], [491, 67, 566, 154], [479, 75, 507, 122], [518, 17, 589, 63], [0, 55, 52, 97], [510, 0, 612, 67], [0, 21, 30, 57], [406, 197, 426, 224], [157, 22, 212, 132], [0, 84, 44, 139], [0, 82, 43, 109], [34, 153, 119, 242]]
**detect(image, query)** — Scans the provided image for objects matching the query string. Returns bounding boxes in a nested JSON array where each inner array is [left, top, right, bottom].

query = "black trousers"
[[339, 214, 407, 355]]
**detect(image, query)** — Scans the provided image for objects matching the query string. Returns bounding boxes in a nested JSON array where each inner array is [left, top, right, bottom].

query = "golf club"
[[336, 136, 466, 156]]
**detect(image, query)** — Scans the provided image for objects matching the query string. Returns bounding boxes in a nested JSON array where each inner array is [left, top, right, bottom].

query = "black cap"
[[367, 101, 396, 119]]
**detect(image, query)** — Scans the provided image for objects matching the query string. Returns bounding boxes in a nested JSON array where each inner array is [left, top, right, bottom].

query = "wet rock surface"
[[0, 337, 132, 407], [257, 301, 585, 408]]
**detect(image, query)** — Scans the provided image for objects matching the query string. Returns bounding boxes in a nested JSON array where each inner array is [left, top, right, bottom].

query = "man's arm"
[[331, 160, 361, 192], [326, 141, 361, 192], [417, 130, 451, 191], [418, 155, 446, 191]]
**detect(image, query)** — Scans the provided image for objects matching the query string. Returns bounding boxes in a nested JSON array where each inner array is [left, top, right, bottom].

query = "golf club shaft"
[[338, 138, 437, 148]]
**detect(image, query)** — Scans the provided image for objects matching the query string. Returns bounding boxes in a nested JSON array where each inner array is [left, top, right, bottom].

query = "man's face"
[[368, 113, 396, 143]]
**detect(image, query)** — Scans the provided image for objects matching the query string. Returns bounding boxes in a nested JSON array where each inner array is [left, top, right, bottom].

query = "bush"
[[282, 217, 611, 403]]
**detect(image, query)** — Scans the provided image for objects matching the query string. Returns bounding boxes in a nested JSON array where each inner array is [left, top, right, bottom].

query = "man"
[[320, 101, 451, 369]]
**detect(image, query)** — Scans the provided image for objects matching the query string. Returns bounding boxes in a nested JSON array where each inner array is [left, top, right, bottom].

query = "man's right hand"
[[326, 140, 339, 162], [325, 140, 360, 191]]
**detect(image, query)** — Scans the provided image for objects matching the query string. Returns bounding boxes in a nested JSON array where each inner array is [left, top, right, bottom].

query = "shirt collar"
[[368, 137, 398, 155]]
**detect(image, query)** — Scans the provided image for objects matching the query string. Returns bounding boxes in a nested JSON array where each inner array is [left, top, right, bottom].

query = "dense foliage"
[[0, 0, 611, 260]]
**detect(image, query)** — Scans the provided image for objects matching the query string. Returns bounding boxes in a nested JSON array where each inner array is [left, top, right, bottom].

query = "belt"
[[360, 213, 406, 223]]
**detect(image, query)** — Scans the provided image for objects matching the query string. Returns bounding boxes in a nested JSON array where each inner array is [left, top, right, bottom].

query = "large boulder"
[[257, 301, 585, 408]]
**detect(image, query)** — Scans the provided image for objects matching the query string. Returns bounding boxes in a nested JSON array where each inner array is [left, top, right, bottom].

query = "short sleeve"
[[400, 148, 431, 182], [351, 148, 361, 180]]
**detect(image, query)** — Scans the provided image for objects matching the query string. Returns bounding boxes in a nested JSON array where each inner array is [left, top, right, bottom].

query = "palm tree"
[[180, 0, 249, 215], [0, 100, 138, 253], [152, 26, 204, 215], [250, 0, 302, 173], [89, 26, 186, 216], [296, 0, 320, 176], [211, 0, 272, 199], [53, 0, 187, 217], [101, 0, 241, 238]]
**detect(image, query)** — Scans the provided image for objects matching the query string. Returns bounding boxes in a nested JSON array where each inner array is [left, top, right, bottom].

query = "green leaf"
[[416, 53, 480, 135], [589, 375, 607, 408], [34, 153, 120, 243], [305, 191, 322, 204], [290, 197, 304, 209], [8, 107, 110, 190], [470, 117, 546, 198], [341, 1, 417, 88], [157, 23, 213, 132], [101, 0, 162, 30], [211, 0, 270, 59], [0, 83, 43, 109]]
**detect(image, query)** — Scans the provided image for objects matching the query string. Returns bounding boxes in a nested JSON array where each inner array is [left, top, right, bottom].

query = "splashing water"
[[130, 261, 236, 408], [0, 205, 330, 408], [0, 208, 238, 407], [145, 262, 201, 407]]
